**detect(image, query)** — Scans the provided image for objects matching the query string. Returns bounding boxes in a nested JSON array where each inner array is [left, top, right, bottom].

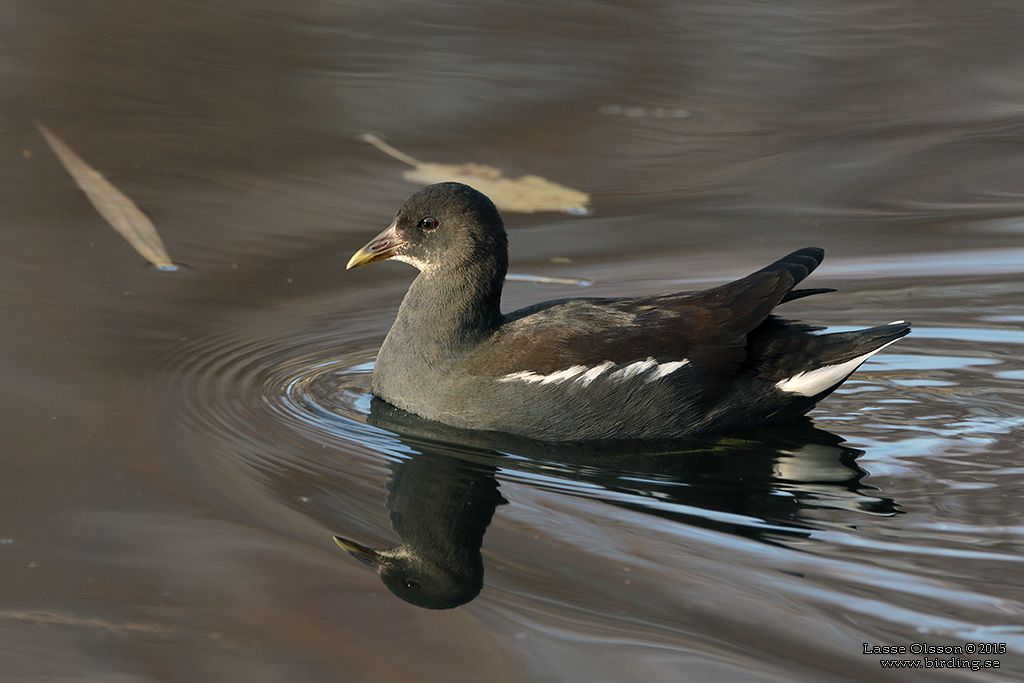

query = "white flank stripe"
[[498, 358, 691, 386], [577, 361, 615, 386], [540, 365, 588, 384], [775, 338, 902, 396], [609, 358, 658, 381], [496, 365, 591, 385], [498, 370, 545, 383], [647, 360, 690, 381]]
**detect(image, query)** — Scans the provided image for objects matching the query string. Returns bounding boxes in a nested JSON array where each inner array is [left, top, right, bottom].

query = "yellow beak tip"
[[346, 250, 370, 270], [347, 223, 401, 271]]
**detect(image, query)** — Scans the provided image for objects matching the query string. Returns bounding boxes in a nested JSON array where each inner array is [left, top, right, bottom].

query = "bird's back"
[[423, 248, 910, 440]]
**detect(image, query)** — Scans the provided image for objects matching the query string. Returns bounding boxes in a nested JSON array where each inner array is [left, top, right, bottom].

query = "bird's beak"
[[333, 535, 384, 568], [346, 222, 404, 270]]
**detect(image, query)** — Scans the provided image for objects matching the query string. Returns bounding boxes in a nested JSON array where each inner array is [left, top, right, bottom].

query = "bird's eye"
[[418, 216, 439, 231], [402, 579, 420, 589]]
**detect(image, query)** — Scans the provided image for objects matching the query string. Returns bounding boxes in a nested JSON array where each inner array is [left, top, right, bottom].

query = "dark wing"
[[472, 248, 826, 376]]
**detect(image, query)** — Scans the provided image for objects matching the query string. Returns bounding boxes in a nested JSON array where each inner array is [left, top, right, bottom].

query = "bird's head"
[[333, 535, 482, 610], [346, 182, 506, 273]]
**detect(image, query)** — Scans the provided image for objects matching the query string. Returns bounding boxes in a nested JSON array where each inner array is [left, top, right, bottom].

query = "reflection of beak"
[[333, 535, 383, 568], [346, 222, 404, 270]]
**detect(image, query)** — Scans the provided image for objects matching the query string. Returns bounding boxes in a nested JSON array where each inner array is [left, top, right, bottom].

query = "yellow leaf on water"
[[362, 134, 591, 216], [35, 123, 178, 271]]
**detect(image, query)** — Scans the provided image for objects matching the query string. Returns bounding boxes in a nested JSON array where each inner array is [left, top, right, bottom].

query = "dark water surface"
[[3, 1, 1023, 681]]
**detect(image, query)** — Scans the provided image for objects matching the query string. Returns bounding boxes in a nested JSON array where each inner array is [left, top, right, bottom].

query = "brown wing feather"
[[471, 248, 825, 377]]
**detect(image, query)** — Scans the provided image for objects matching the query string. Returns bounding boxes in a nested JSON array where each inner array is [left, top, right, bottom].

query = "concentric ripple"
[[153, 317, 409, 481]]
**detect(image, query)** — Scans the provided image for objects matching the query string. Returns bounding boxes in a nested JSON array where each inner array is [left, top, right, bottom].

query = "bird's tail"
[[772, 321, 911, 397]]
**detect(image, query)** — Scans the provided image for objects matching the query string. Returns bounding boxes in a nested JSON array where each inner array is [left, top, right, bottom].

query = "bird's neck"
[[386, 259, 506, 362]]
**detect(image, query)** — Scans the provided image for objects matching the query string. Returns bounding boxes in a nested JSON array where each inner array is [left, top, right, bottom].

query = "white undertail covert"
[[774, 337, 902, 396]]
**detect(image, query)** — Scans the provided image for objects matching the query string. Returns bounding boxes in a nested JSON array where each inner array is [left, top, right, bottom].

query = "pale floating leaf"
[[0, 609, 162, 634], [362, 133, 590, 215], [506, 272, 592, 287], [35, 123, 177, 271]]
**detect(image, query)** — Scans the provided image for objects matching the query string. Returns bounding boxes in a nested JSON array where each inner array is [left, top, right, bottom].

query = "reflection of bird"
[[333, 443, 505, 610], [347, 182, 910, 440], [331, 399, 897, 610]]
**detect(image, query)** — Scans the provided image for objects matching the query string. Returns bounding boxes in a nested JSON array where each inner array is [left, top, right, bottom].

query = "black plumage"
[[346, 182, 910, 441]]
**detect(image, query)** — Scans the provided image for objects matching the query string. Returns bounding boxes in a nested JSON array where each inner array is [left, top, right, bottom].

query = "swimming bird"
[[347, 182, 909, 441]]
